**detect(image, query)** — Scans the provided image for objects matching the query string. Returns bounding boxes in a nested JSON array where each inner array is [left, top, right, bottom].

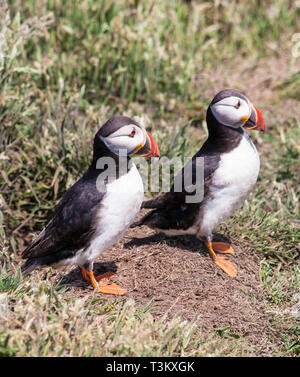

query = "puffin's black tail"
[[132, 193, 178, 228], [131, 195, 165, 228], [21, 258, 41, 276], [141, 194, 169, 209], [131, 213, 151, 228]]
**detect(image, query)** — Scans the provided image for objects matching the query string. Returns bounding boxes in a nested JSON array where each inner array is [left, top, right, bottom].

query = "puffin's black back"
[[21, 167, 106, 274]]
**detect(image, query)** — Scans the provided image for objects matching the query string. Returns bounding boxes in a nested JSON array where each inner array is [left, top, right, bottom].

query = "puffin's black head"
[[94, 116, 160, 158], [209, 89, 265, 131]]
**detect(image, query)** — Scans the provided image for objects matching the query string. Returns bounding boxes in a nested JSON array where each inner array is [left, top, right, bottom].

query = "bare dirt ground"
[[57, 209, 275, 353]]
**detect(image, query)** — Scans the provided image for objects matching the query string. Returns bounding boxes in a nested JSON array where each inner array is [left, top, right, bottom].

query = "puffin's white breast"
[[197, 131, 260, 236], [72, 163, 144, 266]]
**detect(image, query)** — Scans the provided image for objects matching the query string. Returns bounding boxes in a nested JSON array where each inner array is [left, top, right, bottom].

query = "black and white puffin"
[[21, 116, 160, 295], [132, 89, 265, 277]]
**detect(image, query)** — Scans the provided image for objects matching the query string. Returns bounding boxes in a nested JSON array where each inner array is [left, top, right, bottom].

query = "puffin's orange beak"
[[134, 131, 160, 158], [244, 104, 265, 132]]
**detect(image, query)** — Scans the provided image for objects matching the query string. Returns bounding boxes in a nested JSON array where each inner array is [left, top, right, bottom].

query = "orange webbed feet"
[[212, 242, 234, 255], [204, 241, 237, 277], [80, 267, 127, 295]]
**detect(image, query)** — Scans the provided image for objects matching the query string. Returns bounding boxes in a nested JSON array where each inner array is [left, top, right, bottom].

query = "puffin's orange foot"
[[80, 267, 126, 295], [80, 267, 90, 282], [80, 267, 115, 282], [99, 282, 127, 295], [204, 241, 237, 277], [94, 271, 115, 281], [212, 242, 234, 255], [214, 256, 237, 277]]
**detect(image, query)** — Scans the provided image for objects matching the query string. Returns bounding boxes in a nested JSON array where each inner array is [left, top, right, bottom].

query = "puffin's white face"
[[210, 95, 251, 129], [99, 119, 159, 157], [101, 123, 146, 155]]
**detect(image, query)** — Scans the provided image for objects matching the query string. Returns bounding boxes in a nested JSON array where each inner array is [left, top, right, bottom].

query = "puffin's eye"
[[129, 129, 136, 137], [234, 100, 241, 109]]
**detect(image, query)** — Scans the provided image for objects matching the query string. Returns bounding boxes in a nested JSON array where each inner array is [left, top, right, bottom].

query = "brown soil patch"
[[56, 209, 275, 353]]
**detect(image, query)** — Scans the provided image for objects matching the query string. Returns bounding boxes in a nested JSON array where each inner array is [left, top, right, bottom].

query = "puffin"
[[132, 89, 265, 277], [21, 116, 160, 295]]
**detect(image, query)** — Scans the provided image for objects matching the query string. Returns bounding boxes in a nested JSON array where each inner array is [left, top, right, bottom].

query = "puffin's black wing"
[[21, 169, 105, 274], [134, 142, 220, 230]]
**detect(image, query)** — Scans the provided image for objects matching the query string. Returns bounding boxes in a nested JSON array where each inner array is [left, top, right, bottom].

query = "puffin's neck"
[[205, 107, 243, 154], [89, 135, 132, 177]]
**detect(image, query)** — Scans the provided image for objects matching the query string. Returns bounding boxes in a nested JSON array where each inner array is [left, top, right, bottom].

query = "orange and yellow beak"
[[243, 104, 265, 132], [134, 131, 160, 158]]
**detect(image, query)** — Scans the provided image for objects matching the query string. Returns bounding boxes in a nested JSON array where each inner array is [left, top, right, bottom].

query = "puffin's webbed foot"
[[213, 255, 237, 277], [80, 267, 127, 295], [98, 281, 127, 295], [201, 239, 237, 277], [212, 242, 234, 255]]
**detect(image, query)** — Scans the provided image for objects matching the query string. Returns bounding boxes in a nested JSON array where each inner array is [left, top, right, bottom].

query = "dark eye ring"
[[129, 129, 136, 137], [234, 101, 241, 109]]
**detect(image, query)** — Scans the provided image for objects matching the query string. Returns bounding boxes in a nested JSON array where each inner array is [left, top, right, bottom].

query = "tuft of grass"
[[0, 276, 249, 356], [274, 72, 300, 100]]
